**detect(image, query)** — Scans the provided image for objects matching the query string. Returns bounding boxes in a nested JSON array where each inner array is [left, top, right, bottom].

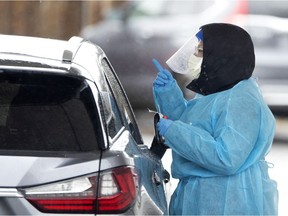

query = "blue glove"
[[153, 58, 174, 87], [157, 118, 173, 136]]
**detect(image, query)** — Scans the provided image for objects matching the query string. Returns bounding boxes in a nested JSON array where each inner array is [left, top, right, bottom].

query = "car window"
[[99, 83, 123, 140], [101, 58, 143, 144], [0, 71, 99, 152]]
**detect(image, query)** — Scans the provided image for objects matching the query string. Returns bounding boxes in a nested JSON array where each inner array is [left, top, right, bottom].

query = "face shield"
[[166, 34, 203, 78]]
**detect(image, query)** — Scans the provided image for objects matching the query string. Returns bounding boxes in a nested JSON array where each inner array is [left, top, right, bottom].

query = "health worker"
[[152, 23, 278, 215]]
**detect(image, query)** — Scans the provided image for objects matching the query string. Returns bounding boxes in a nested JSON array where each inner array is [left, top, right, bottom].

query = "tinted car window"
[[99, 82, 123, 139], [101, 58, 143, 144], [0, 71, 99, 151]]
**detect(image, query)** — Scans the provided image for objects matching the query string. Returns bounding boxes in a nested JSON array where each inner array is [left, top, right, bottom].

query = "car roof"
[[0, 34, 71, 61], [0, 34, 100, 81]]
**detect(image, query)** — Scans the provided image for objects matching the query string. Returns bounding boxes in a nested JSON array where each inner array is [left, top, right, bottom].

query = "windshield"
[[0, 71, 99, 152]]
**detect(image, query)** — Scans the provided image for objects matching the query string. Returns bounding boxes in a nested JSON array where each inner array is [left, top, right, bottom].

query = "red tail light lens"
[[98, 166, 137, 213], [22, 166, 138, 214]]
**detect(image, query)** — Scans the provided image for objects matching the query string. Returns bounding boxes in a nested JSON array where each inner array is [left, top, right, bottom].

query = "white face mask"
[[188, 54, 203, 79]]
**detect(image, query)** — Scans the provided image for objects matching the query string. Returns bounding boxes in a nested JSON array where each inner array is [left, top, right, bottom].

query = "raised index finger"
[[152, 58, 164, 72]]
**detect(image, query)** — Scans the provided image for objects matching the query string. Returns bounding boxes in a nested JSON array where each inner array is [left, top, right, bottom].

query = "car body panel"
[[0, 153, 101, 187]]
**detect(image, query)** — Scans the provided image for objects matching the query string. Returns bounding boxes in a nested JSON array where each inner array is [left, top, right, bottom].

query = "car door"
[[100, 58, 168, 214]]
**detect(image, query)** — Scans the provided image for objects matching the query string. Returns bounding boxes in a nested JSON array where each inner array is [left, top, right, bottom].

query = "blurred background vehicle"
[[81, 0, 288, 116], [0, 35, 168, 215], [81, 0, 248, 109], [234, 13, 288, 116]]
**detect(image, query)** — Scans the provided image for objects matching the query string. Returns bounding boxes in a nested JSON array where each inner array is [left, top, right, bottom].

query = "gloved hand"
[[153, 58, 174, 87], [157, 118, 173, 136]]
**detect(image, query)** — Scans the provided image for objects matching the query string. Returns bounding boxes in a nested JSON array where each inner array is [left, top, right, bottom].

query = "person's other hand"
[[153, 58, 174, 87], [157, 118, 173, 136]]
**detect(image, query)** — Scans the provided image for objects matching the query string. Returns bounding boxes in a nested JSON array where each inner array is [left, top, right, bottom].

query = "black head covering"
[[186, 23, 255, 95]]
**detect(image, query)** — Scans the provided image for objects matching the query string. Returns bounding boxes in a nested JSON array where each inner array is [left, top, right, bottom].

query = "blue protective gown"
[[154, 78, 278, 215]]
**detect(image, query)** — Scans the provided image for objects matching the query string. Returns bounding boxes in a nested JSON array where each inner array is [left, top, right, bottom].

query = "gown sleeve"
[[153, 80, 187, 120]]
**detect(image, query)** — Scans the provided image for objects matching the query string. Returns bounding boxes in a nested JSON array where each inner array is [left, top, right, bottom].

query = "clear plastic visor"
[[166, 36, 200, 74]]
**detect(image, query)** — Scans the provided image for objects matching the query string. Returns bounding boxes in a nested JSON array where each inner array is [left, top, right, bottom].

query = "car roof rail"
[[62, 36, 85, 63]]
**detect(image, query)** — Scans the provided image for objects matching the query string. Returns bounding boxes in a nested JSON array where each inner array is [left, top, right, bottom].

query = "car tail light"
[[22, 166, 138, 214]]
